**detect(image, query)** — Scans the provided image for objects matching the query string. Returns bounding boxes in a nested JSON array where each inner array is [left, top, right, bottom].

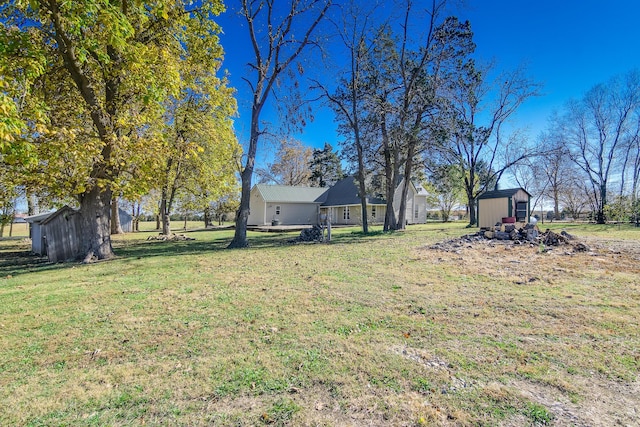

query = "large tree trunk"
[[110, 196, 124, 234], [356, 173, 368, 233], [229, 164, 252, 248], [381, 118, 396, 231], [79, 186, 114, 262], [383, 178, 396, 231], [229, 109, 259, 248], [204, 205, 211, 228], [159, 157, 176, 235], [355, 145, 369, 234], [467, 192, 477, 226], [160, 198, 171, 235], [465, 167, 478, 226], [396, 141, 417, 230], [596, 182, 607, 224]]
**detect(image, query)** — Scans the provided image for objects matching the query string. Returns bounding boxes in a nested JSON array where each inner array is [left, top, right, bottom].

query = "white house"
[[248, 176, 428, 226], [247, 184, 329, 226], [393, 179, 429, 225], [320, 176, 387, 226]]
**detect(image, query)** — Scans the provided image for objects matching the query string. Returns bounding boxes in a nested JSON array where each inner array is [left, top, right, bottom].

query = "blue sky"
[[217, 0, 640, 164]]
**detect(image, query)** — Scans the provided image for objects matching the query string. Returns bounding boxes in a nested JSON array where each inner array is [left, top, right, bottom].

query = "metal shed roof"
[[24, 211, 56, 223], [255, 184, 329, 203]]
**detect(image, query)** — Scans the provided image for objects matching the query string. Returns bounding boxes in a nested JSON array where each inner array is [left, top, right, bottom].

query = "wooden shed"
[[25, 206, 82, 262], [24, 211, 55, 255], [42, 206, 82, 262], [118, 208, 133, 233], [477, 188, 531, 229]]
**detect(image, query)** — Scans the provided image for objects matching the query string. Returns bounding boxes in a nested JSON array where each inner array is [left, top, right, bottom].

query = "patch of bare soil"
[[508, 376, 640, 427], [421, 233, 640, 426], [425, 232, 640, 282]]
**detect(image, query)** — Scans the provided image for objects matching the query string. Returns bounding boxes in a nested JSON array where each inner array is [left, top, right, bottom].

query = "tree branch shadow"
[[0, 227, 393, 278]]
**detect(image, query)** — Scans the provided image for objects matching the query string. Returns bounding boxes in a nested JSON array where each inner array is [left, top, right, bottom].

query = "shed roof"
[[477, 188, 530, 200], [42, 206, 79, 225], [322, 176, 386, 207], [118, 208, 132, 220], [254, 184, 329, 203], [24, 211, 56, 223]]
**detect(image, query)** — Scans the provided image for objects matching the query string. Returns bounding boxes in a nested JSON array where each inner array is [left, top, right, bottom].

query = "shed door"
[[516, 201, 528, 222]]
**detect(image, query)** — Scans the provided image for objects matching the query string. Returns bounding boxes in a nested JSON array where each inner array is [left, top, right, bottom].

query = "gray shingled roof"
[[255, 184, 329, 203], [321, 176, 386, 207], [477, 188, 530, 200]]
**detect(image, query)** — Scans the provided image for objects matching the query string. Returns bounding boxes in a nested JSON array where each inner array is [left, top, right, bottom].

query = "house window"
[[343, 207, 350, 220], [275, 205, 281, 215], [414, 205, 419, 219], [371, 206, 376, 218]]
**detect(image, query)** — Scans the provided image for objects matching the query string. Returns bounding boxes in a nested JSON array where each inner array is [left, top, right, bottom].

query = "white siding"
[[393, 179, 427, 224], [367, 205, 385, 224], [321, 205, 364, 225], [248, 187, 267, 225], [413, 195, 427, 224], [268, 203, 319, 225]]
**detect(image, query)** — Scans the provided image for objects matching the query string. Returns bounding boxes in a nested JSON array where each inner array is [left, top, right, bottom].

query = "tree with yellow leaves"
[[1, 0, 233, 261]]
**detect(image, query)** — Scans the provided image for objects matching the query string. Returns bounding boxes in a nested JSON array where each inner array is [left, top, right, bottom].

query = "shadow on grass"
[[0, 248, 71, 278], [115, 227, 389, 259], [0, 227, 412, 278], [114, 229, 298, 259]]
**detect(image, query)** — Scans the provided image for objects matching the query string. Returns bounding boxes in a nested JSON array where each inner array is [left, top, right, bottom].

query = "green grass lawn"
[[0, 222, 638, 425]]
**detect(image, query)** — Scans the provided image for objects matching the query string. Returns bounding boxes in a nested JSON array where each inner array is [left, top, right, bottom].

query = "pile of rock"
[[292, 225, 324, 243], [483, 223, 540, 242], [482, 224, 587, 249], [429, 225, 590, 253]]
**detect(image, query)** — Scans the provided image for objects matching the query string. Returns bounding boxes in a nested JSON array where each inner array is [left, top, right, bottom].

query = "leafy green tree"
[[1, 1, 227, 261], [157, 28, 240, 235], [332, 1, 474, 231], [425, 164, 464, 222], [209, 194, 239, 226], [310, 143, 344, 187], [604, 195, 633, 228]]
